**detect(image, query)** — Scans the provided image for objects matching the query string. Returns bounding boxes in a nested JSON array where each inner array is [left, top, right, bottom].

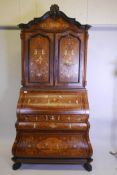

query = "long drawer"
[[15, 133, 90, 158], [16, 121, 88, 131], [18, 114, 88, 123]]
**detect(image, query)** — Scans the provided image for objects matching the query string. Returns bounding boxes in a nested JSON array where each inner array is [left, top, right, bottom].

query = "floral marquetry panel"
[[14, 133, 90, 158], [55, 31, 84, 88], [59, 34, 80, 82], [29, 34, 49, 83]]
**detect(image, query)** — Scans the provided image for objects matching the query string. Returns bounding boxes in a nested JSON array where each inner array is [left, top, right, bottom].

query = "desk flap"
[[17, 90, 89, 114]]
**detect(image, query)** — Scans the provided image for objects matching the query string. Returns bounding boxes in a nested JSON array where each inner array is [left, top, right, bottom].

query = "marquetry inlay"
[[15, 134, 89, 157], [21, 92, 88, 110], [59, 34, 80, 82], [29, 35, 50, 82]]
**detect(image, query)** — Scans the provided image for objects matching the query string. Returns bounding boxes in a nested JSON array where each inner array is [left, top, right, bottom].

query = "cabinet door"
[[55, 31, 84, 88], [23, 31, 54, 87]]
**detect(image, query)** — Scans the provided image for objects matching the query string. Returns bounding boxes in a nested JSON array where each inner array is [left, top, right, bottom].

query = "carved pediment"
[[19, 4, 91, 30]]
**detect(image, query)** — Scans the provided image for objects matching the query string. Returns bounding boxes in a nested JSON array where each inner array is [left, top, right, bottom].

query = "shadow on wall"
[[111, 57, 117, 152], [0, 30, 21, 140]]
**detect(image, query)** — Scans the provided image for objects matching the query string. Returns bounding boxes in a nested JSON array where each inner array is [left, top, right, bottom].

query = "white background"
[[0, 0, 117, 25], [0, 0, 117, 174]]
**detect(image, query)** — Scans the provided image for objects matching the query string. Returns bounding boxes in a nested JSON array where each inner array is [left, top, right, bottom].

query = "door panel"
[[29, 34, 50, 83], [24, 31, 54, 87], [59, 34, 80, 82], [55, 31, 84, 88]]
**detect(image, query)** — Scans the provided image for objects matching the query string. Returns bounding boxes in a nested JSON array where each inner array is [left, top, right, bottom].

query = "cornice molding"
[[18, 4, 91, 30]]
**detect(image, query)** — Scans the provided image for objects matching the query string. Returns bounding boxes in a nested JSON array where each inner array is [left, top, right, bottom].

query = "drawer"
[[15, 133, 90, 158], [16, 121, 88, 131], [18, 114, 88, 123]]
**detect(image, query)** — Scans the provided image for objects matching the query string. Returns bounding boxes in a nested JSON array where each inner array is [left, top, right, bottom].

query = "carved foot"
[[12, 162, 22, 170], [83, 162, 92, 171], [87, 157, 93, 163]]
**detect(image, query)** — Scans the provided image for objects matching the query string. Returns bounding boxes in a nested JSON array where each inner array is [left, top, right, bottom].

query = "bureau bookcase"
[[12, 4, 93, 171]]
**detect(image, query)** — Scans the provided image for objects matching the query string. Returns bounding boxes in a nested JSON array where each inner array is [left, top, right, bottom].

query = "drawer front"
[[18, 114, 88, 123], [16, 121, 88, 131], [15, 133, 90, 158]]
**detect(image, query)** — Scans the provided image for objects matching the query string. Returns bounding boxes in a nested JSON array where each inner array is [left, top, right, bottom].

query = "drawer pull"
[[28, 144, 31, 148], [68, 116, 70, 121], [73, 144, 77, 148], [25, 117, 28, 121], [50, 123, 56, 128], [56, 143, 59, 149], [69, 123, 72, 129], [51, 116, 55, 120], [33, 123, 36, 129], [44, 143, 48, 148], [46, 115, 48, 121], [58, 116, 60, 121]]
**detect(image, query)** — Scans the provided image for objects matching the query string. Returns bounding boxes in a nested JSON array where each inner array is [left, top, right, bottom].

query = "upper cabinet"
[[19, 4, 90, 89]]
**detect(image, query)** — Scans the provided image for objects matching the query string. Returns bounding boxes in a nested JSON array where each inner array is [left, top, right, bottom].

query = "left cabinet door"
[[22, 31, 54, 88]]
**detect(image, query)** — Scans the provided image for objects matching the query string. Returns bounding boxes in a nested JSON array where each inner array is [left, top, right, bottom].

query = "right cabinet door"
[[55, 31, 85, 88]]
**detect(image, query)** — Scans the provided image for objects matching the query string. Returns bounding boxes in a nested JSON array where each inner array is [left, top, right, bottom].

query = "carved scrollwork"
[[18, 4, 91, 30]]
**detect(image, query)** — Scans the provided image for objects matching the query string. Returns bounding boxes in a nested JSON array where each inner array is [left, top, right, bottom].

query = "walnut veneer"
[[12, 4, 93, 171]]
